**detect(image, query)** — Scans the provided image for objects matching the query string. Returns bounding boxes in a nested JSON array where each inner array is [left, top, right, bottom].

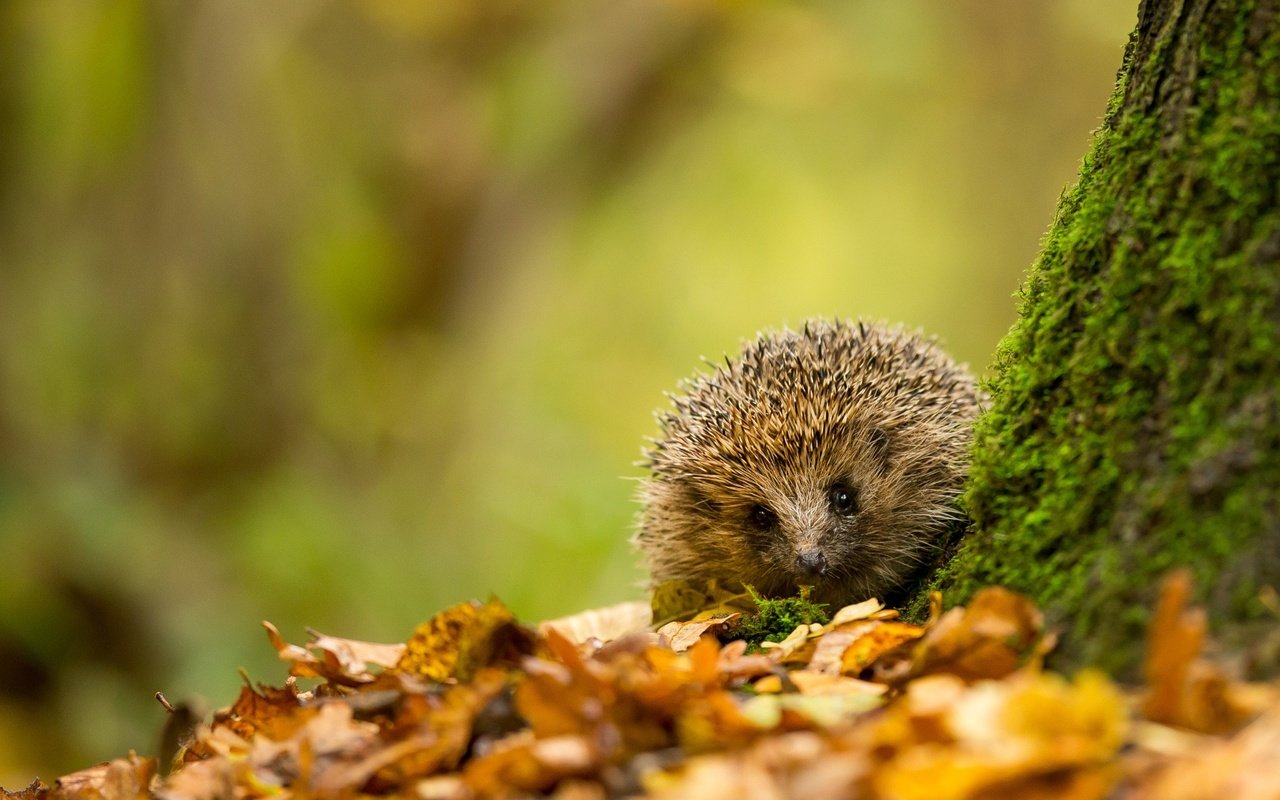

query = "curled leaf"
[[264, 620, 404, 685]]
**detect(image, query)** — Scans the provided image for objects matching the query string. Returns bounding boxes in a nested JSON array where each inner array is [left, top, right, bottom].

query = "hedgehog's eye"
[[747, 504, 777, 531], [829, 482, 858, 516]]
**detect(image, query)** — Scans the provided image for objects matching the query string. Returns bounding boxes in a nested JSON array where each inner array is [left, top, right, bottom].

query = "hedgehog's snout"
[[795, 547, 828, 578]]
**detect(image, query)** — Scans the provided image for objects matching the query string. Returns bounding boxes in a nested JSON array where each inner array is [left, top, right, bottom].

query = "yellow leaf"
[[650, 578, 754, 626], [397, 598, 535, 682]]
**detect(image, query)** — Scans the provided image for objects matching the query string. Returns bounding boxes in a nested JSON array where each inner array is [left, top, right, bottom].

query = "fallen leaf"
[[1131, 707, 1280, 800], [463, 731, 600, 795], [649, 579, 754, 627], [910, 586, 1046, 682], [827, 598, 884, 627], [874, 670, 1126, 800], [208, 680, 307, 744], [372, 669, 512, 785], [760, 623, 821, 663], [156, 754, 243, 800], [51, 754, 155, 800], [397, 598, 536, 683], [804, 619, 924, 676], [24, 582, 1280, 800], [1, 781, 47, 800], [656, 612, 740, 652], [714, 639, 777, 683], [1142, 569, 1205, 727], [540, 601, 652, 645], [647, 731, 868, 800], [263, 621, 404, 685], [785, 670, 886, 699]]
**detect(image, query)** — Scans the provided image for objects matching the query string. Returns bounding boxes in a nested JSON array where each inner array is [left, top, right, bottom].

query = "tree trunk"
[[921, 0, 1280, 677]]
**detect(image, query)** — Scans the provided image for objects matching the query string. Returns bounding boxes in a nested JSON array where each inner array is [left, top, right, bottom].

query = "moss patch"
[[919, 2, 1280, 676], [731, 588, 830, 649]]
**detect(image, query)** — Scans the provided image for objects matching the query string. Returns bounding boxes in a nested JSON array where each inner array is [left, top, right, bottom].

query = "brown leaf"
[[844, 621, 927, 676], [413, 774, 466, 800], [311, 631, 406, 672], [263, 621, 322, 678], [1131, 707, 1280, 800], [714, 639, 778, 683], [550, 779, 608, 800], [656, 612, 741, 653], [805, 619, 925, 676], [397, 598, 537, 683], [208, 680, 307, 744], [1, 782, 47, 800], [155, 756, 243, 800], [464, 731, 600, 795], [278, 702, 382, 784], [371, 668, 512, 785], [910, 587, 1046, 682], [514, 658, 596, 740], [540, 601, 652, 645], [263, 621, 404, 685], [50, 754, 155, 800]]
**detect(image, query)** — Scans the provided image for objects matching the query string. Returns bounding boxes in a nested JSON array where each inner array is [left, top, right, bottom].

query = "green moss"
[[731, 587, 829, 649], [920, 3, 1280, 677]]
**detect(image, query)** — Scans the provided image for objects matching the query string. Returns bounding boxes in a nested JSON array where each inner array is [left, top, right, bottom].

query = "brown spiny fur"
[[633, 319, 981, 607]]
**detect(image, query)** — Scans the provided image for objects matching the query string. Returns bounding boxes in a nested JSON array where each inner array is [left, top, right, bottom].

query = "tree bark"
[[920, 0, 1280, 677]]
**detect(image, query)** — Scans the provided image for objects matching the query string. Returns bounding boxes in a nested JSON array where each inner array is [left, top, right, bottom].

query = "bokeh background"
[[0, 0, 1132, 783]]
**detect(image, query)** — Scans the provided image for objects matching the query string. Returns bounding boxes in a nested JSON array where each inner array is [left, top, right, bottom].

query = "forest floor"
[[5, 570, 1279, 800]]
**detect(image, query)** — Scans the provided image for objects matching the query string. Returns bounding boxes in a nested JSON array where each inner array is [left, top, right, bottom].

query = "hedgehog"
[[633, 318, 982, 608]]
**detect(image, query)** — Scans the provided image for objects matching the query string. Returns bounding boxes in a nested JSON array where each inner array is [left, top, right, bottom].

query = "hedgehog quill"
[[634, 319, 981, 607]]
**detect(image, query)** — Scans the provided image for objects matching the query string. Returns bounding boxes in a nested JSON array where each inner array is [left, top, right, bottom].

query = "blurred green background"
[[0, 0, 1131, 783]]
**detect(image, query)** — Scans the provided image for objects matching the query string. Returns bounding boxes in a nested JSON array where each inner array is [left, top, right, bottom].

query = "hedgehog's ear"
[[867, 427, 891, 467]]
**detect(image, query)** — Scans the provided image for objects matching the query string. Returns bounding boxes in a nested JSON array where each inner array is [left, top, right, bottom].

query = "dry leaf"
[[786, 670, 886, 699], [910, 586, 1046, 682], [264, 621, 404, 685], [1, 782, 47, 800], [873, 670, 1126, 800], [827, 598, 884, 627], [804, 619, 924, 676], [397, 598, 536, 682], [50, 755, 155, 800], [1132, 707, 1280, 800], [464, 731, 600, 795], [649, 578, 755, 627], [760, 623, 821, 663], [1142, 569, 1205, 726], [204, 679, 308, 746], [656, 612, 741, 652], [540, 601, 652, 645], [26, 578, 1280, 800]]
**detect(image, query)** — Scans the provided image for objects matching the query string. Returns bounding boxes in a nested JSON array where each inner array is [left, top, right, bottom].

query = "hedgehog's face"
[[733, 475, 865, 589], [719, 431, 894, 597], [640, 419, 962, 604]]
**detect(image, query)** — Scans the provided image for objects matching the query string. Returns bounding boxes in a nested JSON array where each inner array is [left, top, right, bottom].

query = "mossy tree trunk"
[[924, 0, 1280, 676]]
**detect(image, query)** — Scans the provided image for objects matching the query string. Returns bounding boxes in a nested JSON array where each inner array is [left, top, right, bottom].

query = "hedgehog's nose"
[[796, 549, 828, 578]]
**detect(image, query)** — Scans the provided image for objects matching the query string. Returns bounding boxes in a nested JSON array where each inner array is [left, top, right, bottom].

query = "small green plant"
[[730, 586, 830, 649]]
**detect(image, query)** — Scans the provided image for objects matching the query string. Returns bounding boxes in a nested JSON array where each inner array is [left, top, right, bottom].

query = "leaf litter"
[[4, 571, 1279, 800]]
